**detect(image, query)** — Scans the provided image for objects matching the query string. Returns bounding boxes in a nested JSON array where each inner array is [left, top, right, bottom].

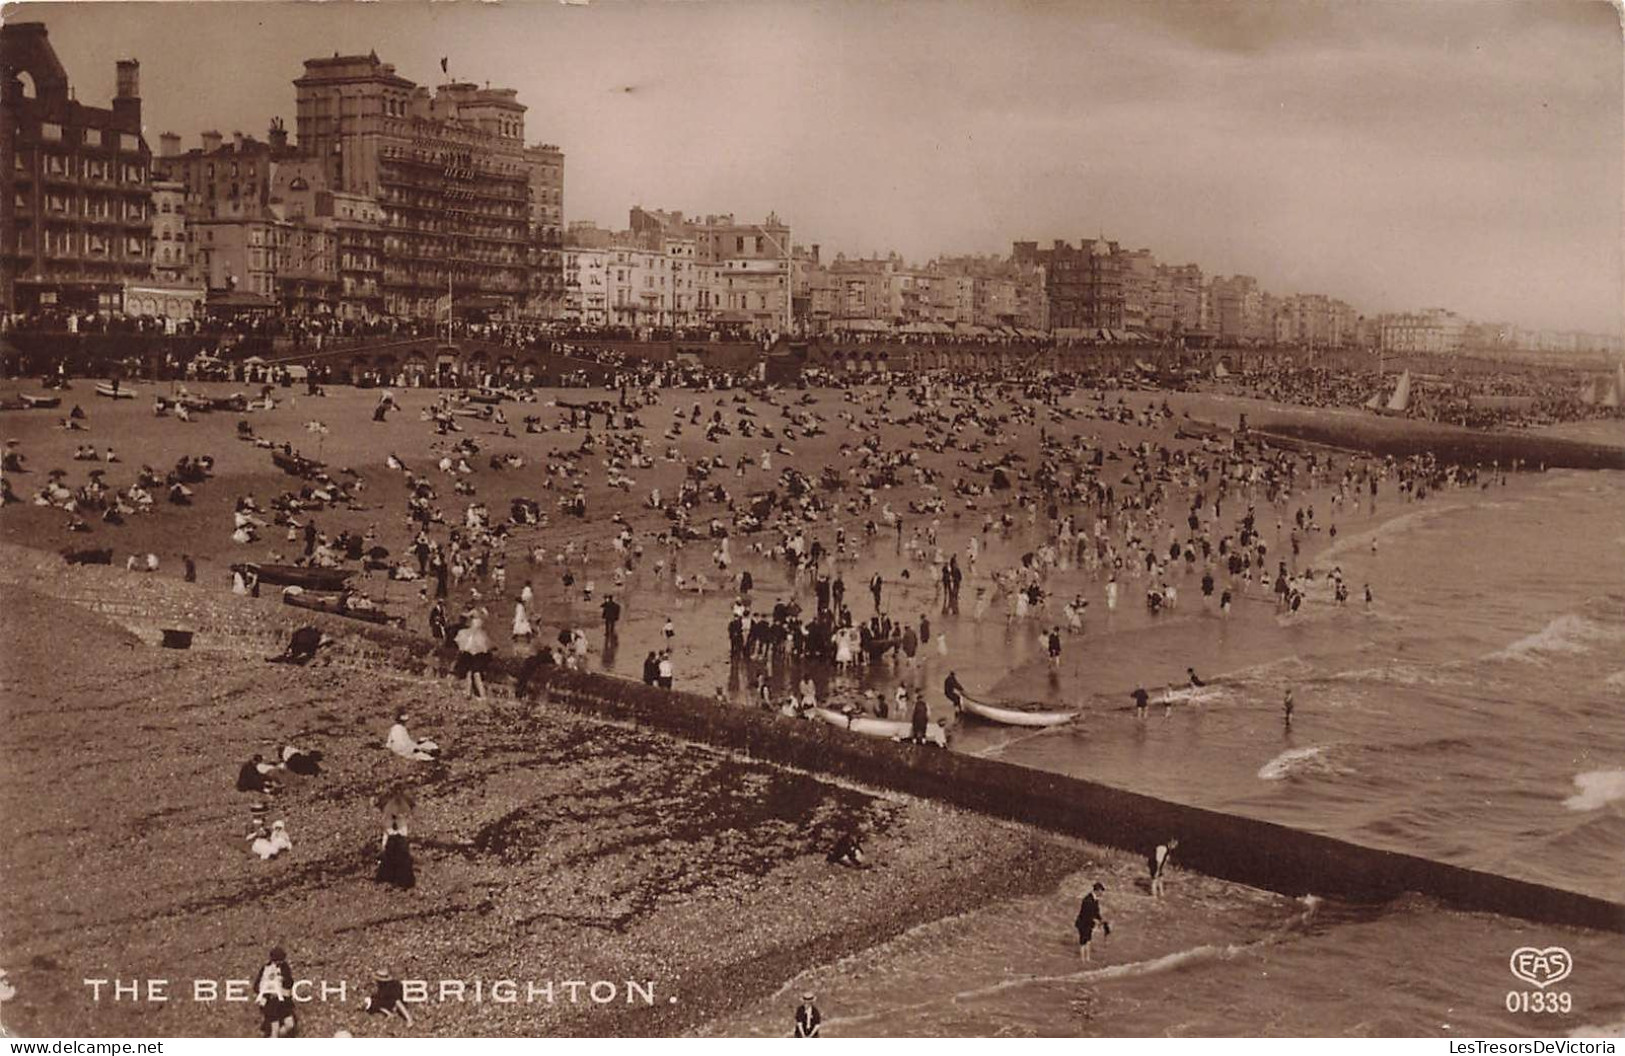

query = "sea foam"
[[1258, 746, 1332, 781], [1486, 613, 1620, 664], [1562, 770, 1625, 812]]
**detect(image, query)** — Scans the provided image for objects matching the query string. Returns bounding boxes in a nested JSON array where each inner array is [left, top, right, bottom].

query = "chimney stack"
[[159, 132, 181, 158], [115, 59, 139, 99], [113, 59, 141, 127], [267, 117, 288, 153], [201, 130, 222, 153], [232, 131, 244, 152]]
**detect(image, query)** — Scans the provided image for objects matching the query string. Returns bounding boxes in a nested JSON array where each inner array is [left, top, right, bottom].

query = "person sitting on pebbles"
[[363, 968, 414, 1027], [247, 808, 292, 860], [826, 829, 869, 869], [386, 712, 439, 762], [237, 754, 282, 795], [278, 743, 323, 777]]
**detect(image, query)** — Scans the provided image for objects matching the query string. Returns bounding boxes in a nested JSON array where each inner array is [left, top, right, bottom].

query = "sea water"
[[691, 467, 1625, 1036]]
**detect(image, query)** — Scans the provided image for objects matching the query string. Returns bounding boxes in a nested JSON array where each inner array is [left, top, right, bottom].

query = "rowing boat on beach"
[[232, 562, 352, 591], [960, 699, 1076, 727], [95, 382, 136, 399], [812, 707, 948, 747], [282, 588, 400, 626], [271, 449, 324, 477]]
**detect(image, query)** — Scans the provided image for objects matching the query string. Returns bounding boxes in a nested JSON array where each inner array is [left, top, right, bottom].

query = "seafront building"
[[1, 23, 155, 314], [293, 52, 562, 320], [631, 208, 794, 331], [4, 21, 1617, 355]]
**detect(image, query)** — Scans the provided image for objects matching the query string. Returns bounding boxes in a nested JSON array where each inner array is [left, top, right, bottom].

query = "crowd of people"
[[1220, 362, 1620, 428], [3, 327, 1597, 1037]]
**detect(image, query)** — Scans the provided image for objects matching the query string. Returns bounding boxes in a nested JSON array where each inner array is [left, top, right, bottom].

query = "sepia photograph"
[[0, 0, 1622, 1042]]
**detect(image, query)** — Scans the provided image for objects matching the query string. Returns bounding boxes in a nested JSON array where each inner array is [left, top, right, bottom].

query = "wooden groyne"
[[496, 661, 1625, 936]]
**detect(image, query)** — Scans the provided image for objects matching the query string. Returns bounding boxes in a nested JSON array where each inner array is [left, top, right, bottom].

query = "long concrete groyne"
[[1250, 414, 1624, 470], [509, 662, 1625, 936]]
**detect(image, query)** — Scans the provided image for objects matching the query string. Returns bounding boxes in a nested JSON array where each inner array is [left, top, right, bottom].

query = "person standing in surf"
[[1149, 837, 1179, 898], [1076, 881, 1111, 962], [1283, 688, 1295, 728]]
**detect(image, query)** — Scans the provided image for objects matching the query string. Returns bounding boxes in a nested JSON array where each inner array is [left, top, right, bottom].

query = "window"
[[120, 133, 139, 152], [735, 236, 745, 252], [41, 122, 63, 141], [126, 237, 145, 256], [45, 154, 68, 176]]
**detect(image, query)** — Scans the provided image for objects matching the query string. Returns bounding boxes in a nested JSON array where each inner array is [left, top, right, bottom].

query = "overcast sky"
[[13, 0, 1623, 333]]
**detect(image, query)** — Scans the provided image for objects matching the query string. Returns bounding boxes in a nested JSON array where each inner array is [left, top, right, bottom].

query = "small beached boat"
[[282, 588, 399, 626], [960, 699, 1076, 728], [233, 562, 352, 591], [812, 707, 948, 747], [19, 393, 61, 409], [271, 449, 324, 477], [95, 382, 136, 399]]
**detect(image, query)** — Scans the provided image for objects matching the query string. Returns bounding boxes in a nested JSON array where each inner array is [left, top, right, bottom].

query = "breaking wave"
[[1485, 613, 1623, 664], [1258, 746, 1343, 781], [1562, 770, 1625, 812]]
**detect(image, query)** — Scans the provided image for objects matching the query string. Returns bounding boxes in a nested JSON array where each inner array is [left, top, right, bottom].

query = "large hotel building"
[[1, 22, 154, 313], [293, 52, 564, 319]]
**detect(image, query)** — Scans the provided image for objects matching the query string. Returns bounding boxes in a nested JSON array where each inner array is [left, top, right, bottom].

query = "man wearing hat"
[[1075, 881, 1111, 963], [793, 992, 822, 1037], [363, 969, 414, 1027]]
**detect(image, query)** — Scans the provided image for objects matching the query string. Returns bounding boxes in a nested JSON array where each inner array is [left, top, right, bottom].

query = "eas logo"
[[1509, 947, 1573, 990]]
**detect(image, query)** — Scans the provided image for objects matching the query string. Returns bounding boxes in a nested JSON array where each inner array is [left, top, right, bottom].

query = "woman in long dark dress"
[[254, 947, 297, 1037], [376, 818, 415, 889]]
